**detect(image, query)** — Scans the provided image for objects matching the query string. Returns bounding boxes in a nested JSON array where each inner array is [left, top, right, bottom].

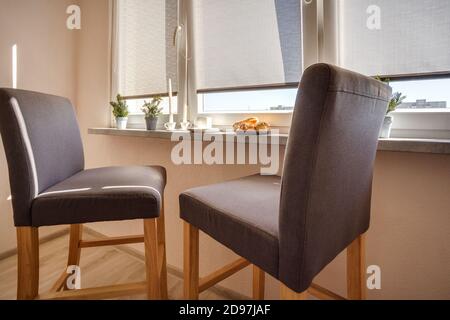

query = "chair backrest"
[[279, 64, 391, 292], [0, 89, 84, 226]]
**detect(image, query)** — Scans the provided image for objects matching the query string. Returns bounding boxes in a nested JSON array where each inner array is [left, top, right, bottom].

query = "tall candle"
[[183, 25, 188, 124], [183, 103, 188, 123], [168, 78, 174, 123], [182, 77, 188, 123]]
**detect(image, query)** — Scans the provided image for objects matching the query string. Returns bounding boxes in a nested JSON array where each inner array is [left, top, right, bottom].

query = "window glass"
[[125, 96, 178, 115], [200, 88, 297, 113], [390, 78, 450, 111]]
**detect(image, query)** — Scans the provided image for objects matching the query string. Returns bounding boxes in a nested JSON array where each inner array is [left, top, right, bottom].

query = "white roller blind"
[[117, 0, 178, 97], [339, 0, 450, 76], [193, 0, 302, 92]]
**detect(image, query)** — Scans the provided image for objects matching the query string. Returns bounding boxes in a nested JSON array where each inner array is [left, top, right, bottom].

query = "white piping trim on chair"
[[10, 97, 39, 198], [101, 185, 162, 202]]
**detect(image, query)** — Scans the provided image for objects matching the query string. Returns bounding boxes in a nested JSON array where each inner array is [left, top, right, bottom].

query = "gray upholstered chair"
[[0, 89, 167, 300], [179, 64, 391, 300]]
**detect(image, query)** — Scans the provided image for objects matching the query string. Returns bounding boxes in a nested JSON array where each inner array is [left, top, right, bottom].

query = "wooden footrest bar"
[[199, 258, 250, 293], [39, 281, 147, 300], [50, 271, 70, 292], [307, 283, 346, 300], [78, 235, 145, 248]]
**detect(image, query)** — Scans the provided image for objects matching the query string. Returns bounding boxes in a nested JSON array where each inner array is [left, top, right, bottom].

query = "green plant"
[[142, 96, 163, 119], [375, 76, 406, 114], [388, 91, 406, 114], [110, 94, 129, 118]]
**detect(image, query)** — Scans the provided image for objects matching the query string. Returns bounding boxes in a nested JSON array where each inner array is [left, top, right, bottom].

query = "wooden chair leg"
[[17, 227, 39, 300], [144, 219, 161, 299], [67, 224, 83, 266], [157, 203, 168, 299], [280, 283, 308, 300], [183, 222, 199, 300], [253, 265, 265, 300], [347, 234, 366, 300]]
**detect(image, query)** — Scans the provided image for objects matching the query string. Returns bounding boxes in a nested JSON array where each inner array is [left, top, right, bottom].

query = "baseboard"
[[83, 226, 250, 300], [0, 227, 70, 261]]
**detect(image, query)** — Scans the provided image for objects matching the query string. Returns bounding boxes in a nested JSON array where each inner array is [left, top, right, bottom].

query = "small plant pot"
[[145, 117, 159, 130], [116, 117, 128, 130], [379, 115, 394, 138]]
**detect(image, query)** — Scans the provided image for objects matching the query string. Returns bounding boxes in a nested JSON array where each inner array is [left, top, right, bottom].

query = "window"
[[337, 0, 450, 138], [192, 0, 302, 115], [113, 0, 305, 127], [114, 0, 178, 104], [112, 1, 449, 137], [382, 77, 450, 139], [199, 88, 298, 113], [338, 0, 450, 77], [390, 78, 450, 113]]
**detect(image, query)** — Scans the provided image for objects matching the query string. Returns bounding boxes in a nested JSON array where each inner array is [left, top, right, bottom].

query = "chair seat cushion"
[[179, 174, 281, 278], [31, 166, 166, 227]]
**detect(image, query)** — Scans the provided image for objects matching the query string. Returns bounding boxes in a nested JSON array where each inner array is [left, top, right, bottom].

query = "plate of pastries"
[[232, 117, 271, 135]]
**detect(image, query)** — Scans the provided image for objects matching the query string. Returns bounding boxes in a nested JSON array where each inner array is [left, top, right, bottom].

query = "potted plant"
[[142, 96, 163, 130], [379, 91, 406, 138], [110, 94, 129, 130], [375, 77, 406, 138]]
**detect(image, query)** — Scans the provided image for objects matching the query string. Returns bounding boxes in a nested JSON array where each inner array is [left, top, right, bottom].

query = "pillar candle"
[[168, 78, 174, 123]]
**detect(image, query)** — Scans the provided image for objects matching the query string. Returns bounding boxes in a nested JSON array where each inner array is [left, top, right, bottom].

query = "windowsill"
[[377, 138, 450, 154], [198, 110, 293, 115], [88, 128, 289, 145], [392, 109, 450, 115], [88, 128, 450, 155]]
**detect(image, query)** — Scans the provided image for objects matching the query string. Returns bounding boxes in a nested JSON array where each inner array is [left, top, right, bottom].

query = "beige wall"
[[0, 0, 80, 253], [0, 0, 449, 299]]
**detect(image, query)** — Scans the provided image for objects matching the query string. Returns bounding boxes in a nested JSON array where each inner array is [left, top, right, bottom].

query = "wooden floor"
[[0, 231, 239, 300]]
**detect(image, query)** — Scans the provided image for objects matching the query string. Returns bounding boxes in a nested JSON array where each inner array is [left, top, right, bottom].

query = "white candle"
[[182, 73, 188, 122], [168, 78, 174, 123], [183, 103, 188, 123], [183, 26, 188, 124]]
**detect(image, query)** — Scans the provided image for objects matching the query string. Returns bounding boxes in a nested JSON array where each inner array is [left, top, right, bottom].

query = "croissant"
[[244, 117, 259, 126], [233, 118, 271, 133], [254, 121, 270, 131], [233, 117, 259, 131]]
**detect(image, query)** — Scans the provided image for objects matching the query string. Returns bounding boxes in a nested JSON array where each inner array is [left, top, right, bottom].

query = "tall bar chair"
[[0, 88, 168, 300], [179, 64, 391, 300]]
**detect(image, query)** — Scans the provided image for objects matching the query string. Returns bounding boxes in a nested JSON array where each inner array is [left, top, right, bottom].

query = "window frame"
[[110, 0, 183, 129]]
